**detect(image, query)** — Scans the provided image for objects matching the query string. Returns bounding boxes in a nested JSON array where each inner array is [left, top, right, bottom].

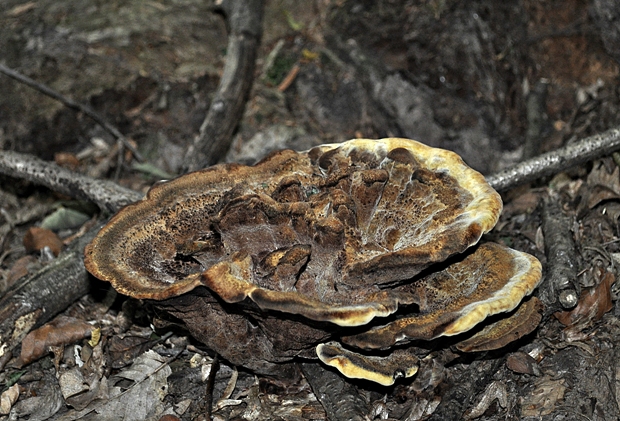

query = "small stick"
[[0, 63, 143, 162], [277, 64, 300, 92], [487, 126, 620, 191], [541, 192, 579, 310], [204, 354, 220, 420]]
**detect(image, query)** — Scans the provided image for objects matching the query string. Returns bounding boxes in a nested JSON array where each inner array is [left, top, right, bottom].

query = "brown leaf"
[[107, 335, 154, 369], [20, 315, 94, 365], [23, 227, 63, 256], [554, 271, 615, 327], [506, 352, 541, 376]]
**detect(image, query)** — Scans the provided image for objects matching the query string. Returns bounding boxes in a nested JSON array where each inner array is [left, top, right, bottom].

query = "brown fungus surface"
[[341, 242, 543, 350], [84, 138, 542, 384]]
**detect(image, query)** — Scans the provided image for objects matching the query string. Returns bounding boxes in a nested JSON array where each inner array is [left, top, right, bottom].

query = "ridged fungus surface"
[[85, 138, 542, 385]]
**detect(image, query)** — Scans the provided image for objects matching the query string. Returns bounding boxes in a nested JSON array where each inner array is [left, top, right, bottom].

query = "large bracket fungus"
[[85, 138, 542, 386]]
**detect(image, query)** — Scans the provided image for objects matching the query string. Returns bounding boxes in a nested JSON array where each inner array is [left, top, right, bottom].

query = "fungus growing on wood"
[[84, 138, 542, 384]]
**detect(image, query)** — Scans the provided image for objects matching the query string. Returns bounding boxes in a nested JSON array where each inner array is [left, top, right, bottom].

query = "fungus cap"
[[84, 137, 503, 326], [84, 138, 543, 385]]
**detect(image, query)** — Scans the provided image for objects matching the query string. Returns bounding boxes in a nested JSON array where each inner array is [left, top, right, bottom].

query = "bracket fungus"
[[85, 138, 542, 386]]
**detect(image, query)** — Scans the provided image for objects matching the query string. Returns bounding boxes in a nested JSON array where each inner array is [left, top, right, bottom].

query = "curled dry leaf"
[[20, 315, 94, 366], [0, 384, 20, 415], [584, 160, 620, 209], [464, 381, 508, 420], [85, 138, 543, 385]]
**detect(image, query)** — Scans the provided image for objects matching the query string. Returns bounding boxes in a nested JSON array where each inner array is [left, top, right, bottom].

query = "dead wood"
[[182, 0, 264, 172], [0, 150, 142, 214], [540, 192, 580, 310], [486, 126, 620, 191], [0, 228, 98, 356]]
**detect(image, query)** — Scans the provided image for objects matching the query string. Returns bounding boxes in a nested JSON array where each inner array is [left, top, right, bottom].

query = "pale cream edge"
[[441, 249, 543, 336], [316, 343, 419, 386], [313, 138, 503, 236]]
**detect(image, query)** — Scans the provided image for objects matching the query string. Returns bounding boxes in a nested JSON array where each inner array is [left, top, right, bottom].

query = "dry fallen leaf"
[[506, 352, 541, 376], [20, 315, 94, 365], [464, 381, 508, 420], [554, 271, 615, 328], [23, 227, 63, 256], [521, 377, 566, 417], [583, 160, 620, 209], [4, 255, 38, 291], [107, 335, 155, 369], [56, 350, 172, 421], [0, 384, 20, 415]]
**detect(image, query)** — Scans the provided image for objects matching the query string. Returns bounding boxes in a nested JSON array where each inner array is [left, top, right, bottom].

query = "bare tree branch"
[[0, 151, 142, 214], [487, 126, 620, 191], [0, 63, 143, 162], [182, 0, 264, 172]]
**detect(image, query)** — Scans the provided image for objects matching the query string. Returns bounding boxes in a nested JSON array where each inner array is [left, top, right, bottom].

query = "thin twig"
[[487, 126, 620, 191], [0, 63, 143, 162], [204, 354, 220, 420]]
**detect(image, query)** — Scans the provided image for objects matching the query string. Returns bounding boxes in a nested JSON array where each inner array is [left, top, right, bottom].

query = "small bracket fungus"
[[85, 138, 542, 385]]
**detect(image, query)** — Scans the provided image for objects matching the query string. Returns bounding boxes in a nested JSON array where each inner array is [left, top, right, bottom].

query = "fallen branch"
[[540, 192, 579, 310], [487, 126, 620, 191], [182, 0, 264, 172], [0, 63, 143, 162], [0, 229, 98, 356], [0, 150, 142, 214]]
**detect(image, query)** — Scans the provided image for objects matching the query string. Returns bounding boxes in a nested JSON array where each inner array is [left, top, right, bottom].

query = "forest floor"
[[1, 0, 620, 420]]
